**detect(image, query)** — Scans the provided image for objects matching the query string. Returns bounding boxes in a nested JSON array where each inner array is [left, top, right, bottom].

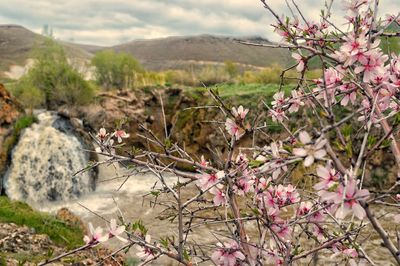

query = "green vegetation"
[[182, 83, 294, 134], [13, 114, 36, 134], [91, 50, 144, 90], [224, 60, 239, 79], [188, 83, 292, 108], [0, 196, 84, 249], [12, 38, 95, 109]]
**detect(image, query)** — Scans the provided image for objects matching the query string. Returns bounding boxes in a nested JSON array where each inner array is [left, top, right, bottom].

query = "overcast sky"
[[0, 0, 397, 46]]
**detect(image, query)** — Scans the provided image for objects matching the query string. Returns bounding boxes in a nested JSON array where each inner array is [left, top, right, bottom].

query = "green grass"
[[184, 83, 293, 108], [0, 196, 84, 249], [215, 83, 291, 98], [13, 114, 37, 134]]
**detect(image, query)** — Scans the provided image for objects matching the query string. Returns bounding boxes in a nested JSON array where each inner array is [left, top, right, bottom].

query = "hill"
[[109, 35, 291, 71], [0, 25, 94, 77], [0, 25, 291, 78], [0, 25, 40, 73]]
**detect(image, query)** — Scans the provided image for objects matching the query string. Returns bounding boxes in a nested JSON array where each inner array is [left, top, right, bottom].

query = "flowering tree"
[[40, 0, 400, 265]]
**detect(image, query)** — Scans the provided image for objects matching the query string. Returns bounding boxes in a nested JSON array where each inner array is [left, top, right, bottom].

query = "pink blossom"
[[225, 118, 244, 140], [260, 142, 288, 180], [199, 155, 209, 168], [297, 201, 313, 216], [256, 177, 270, 192], [83, 223, 109, 245], [136, 235, 155, 261], [293, 131, 327, 167], [265, 250, 284, 265], [113, 130, 130, 143], [210, 185, 226, 206], [340, 33, 368, 66], [96, 127, 109, 142], [339, 83, 357, 106], [309, 209, 326, 223], [235, 153, 249, 170], [355, 48, 388, 83], [292, 52, 305, 72], [270, 108, 288, 123], [233, 176, 254, 196], [396, 194, 400, 201], [334, 179, 370, 219], [312, 224, 326, 241], [266, 207, 281, 222], [343, 248, 358, 258], [271, 223, 292, 240], [271, 91, 286, 108], [314, 164, 340, 191], [324, 67, 343, 88], [288, 90, 304, 113], [258, 184, 299, 210], [386, 14, 400, 26], [285, 184, 300, 204], [232, 105, 249, 120], [274, 24, 290, 43], [341, 33, 367, 56], [342, 0, 369, 16], [108, 218, 127, 242], [211, 241, 245, 266], [197, 171, 224, 191]]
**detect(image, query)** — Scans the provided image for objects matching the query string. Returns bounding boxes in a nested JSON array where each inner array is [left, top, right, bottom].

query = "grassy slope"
[[0, 196, 84, 249]]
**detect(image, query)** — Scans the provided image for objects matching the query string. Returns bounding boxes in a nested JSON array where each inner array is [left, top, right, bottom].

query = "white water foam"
[[5, 111, 92, 206]]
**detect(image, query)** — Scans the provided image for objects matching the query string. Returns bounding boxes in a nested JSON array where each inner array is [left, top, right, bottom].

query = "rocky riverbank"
[[0, 222, 125, 265]]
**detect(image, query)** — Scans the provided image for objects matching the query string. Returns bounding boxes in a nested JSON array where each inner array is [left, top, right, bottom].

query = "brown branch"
[[360, 201, 400, 264]]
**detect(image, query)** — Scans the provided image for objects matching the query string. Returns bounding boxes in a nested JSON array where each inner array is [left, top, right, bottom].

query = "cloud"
[[0, 0, 396, 46]]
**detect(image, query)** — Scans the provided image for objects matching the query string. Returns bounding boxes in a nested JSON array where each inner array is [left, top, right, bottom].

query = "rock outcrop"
[[0, 83, 24, 194], [59, 87, 244, 166]]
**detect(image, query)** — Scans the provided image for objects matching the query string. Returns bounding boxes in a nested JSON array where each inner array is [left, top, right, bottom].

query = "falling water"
[[4, 111, 94, 205]]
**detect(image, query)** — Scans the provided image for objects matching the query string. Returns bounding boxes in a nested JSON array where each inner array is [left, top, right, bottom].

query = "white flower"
[[293, 131, 327, 167], [83, 222, 109, 245], [96, 127, 109, 141], [292, 52, 305, 72], [108, 218, 127, 242], [232, 105, 249, 120], [113, 130, 130, 143]]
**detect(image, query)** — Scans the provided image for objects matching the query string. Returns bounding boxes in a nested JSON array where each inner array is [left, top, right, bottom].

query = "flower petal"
[[304, 155, 314, 167], [352, 203, 366, 219], [293, 148, 307, 157], [299, 131, 311, 144], [314, 149, 327, 159]]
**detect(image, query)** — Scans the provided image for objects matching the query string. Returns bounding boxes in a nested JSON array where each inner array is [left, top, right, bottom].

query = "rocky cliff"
[[59, 87, 266, 170], [0, 83, 24, 194]]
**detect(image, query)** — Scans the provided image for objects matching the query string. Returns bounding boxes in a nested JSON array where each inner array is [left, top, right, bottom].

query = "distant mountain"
[[109, 35, 291, 71], [0, 25, 291, 77], [0, 25, 40, 72], [0, 25, 93, 74]]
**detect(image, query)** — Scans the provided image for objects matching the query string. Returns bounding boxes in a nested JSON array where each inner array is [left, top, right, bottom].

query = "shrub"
[[91, 50, 143, 90], [13, 38, 94, 109]]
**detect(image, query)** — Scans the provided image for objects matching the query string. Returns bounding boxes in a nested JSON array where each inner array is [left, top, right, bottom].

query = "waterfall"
[[4, 111, 93, 205]]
